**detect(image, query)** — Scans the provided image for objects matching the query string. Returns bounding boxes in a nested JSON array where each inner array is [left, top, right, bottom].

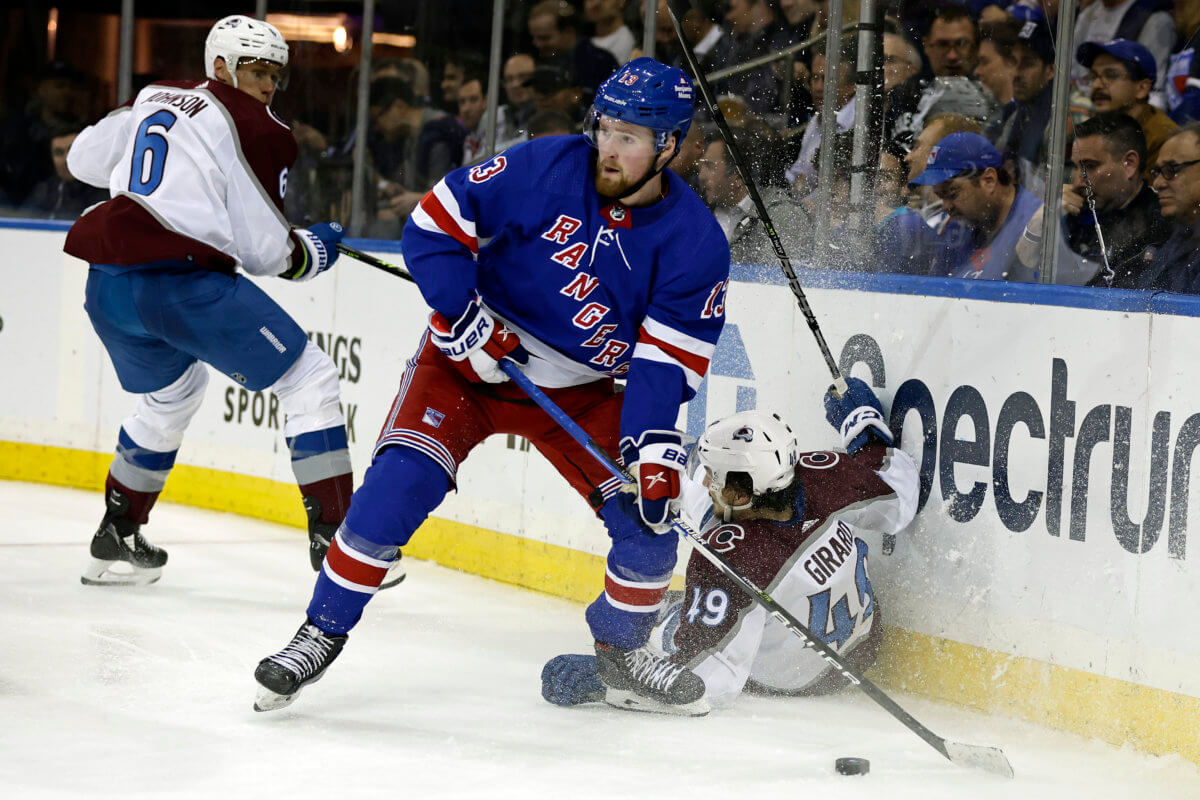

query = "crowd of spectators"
[[8, 0, 1200, 292]]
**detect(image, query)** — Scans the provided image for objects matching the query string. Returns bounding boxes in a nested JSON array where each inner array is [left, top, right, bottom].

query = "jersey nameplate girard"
[[668, 445, 919, 707], [402, 136, 731, 440], [65, 79, 298, 275]]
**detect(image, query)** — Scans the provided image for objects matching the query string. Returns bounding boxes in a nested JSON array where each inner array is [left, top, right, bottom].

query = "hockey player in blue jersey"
[[255, 58, 732, 716]]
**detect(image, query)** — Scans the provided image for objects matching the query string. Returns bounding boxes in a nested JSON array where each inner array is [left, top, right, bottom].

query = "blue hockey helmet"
[[585, 57, 696, 155]]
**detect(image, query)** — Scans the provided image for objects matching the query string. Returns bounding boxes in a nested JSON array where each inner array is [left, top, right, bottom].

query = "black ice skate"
[[594, 641, 709, 716], [254, 620, 348, 711], [303, 495, 405, 589], [80, 488, 168, 587]]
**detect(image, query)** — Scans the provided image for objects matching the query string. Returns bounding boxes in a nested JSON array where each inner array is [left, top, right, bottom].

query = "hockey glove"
[[823, 377, 894, 455], [428, 298, 529, 384], [541, 653, 605, 706], [282, 222, 345, 281], [619, 430, 688, 533]]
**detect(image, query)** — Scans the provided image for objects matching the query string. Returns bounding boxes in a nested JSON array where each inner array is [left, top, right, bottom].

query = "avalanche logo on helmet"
[[733, 427, 755, 442]]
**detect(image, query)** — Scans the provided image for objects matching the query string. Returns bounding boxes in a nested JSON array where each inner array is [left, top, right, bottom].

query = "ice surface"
[[3, 480, 1199, 799]]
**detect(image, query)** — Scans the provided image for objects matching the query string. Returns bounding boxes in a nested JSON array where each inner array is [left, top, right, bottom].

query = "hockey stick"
[[499, 359, 1013, 779], [665, 0, 847, 396], [336, 244, 417, 284]]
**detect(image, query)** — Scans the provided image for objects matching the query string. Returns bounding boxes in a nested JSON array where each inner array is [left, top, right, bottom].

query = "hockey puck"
[[835, 757, 870, 776]]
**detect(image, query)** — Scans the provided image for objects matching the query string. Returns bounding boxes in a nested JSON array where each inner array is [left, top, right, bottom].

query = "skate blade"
[[379, 559, 406, 590], [603, 688, 710, 717], [254, 685, 299, 712], [80, 558, 162, 587]]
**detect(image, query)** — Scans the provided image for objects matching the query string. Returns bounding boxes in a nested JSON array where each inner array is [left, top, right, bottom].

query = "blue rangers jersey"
[[402, 135, 731, 441]]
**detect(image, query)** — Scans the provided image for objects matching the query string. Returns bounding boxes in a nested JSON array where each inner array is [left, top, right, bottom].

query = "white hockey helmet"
[[697, 411, 800, 505], [204, 15, 289, 87]]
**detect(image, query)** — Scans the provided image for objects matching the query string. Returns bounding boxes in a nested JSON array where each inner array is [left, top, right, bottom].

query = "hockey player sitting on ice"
[[63, 16, 395, 587], [541, 378, 919, 710], [254, 58, 732, 716]]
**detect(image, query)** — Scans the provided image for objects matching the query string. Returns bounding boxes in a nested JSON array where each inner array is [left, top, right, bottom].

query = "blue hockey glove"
[[619, 430, 688, 533], [429, 298, 529, 384], [823, 377, 894, 455], [541, 653, 605, 706], [283, 222, 345, 281]]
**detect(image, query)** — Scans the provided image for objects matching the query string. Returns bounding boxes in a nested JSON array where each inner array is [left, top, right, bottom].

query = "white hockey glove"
[[823, 377, 894, 455], [282, 222, 345, 281], [619, 430, 688, 533], [429, 298, 529, 384]]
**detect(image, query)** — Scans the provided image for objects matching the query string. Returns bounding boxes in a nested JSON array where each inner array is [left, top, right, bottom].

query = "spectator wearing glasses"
[[1073, 0, 1175, 92], [1078, 39, 1177, 172], [1136, 125, 1200, 292], [888, 5, 984, 142], [910, 132, 1042, 281]]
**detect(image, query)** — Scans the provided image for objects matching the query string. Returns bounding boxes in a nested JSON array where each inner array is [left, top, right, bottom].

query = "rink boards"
[[2, 220, 1198, 763]]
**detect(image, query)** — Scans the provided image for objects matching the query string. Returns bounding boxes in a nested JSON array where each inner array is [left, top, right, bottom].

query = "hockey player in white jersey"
[[64, 16, 369, 586], [541, 378, 919, 709]]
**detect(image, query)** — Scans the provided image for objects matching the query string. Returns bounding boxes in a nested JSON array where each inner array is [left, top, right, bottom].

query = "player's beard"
[[594, 155, 656, 199]]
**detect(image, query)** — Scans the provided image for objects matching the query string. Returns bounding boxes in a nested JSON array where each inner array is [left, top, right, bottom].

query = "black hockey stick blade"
[[942, 740, 1015, 778], [337, 243, 416, 284]]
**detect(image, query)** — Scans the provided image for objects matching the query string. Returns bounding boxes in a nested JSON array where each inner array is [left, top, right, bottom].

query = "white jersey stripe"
[[605, 567, 672, 590], [641, 314, 716, 360], [321, 564, 381, 595], [409, 202, 441, 235], [603, 593, 667, 614], [632, 342, 703, 390], [332, 530, 393, 569], [432, 180, 477, 241]]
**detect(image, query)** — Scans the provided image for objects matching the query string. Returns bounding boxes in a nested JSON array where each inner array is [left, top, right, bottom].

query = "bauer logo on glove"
[[429, 298, 529, 384], [620, 430, 688, 532]]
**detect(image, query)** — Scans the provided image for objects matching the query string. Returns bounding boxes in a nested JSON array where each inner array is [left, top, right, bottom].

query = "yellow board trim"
[[4, 439, 1197, 764]]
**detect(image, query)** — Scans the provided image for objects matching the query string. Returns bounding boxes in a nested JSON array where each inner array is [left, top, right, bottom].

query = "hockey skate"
[[594, 641, 710, 716], [303, 495, 405, 589], [254, 620, 347, 711], [81, 488, 168, 586]]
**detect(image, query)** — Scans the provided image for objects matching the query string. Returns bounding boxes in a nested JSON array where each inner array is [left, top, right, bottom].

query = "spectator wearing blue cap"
[[1073, 0, 1175, 92], [1135, 124, 1200, 293], [989, 6, 1056, 195], [1078, 39, 1177, 172], [910, 131, 1043, 280]]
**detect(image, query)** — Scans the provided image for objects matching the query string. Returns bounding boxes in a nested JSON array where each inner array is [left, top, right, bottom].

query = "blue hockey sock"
[[306, 446, 450, 635], [585, 494, 679, 650], [307, 524, 398, 635]]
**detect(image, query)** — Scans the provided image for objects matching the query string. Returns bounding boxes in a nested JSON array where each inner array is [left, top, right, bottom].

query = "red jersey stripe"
[[419, 191, 478, 253], [637, 326, 711, 377]]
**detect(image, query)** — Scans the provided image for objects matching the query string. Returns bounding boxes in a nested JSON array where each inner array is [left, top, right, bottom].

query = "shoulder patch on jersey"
[[704, 523, 746, 554], [469, 155, 507, 183]]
